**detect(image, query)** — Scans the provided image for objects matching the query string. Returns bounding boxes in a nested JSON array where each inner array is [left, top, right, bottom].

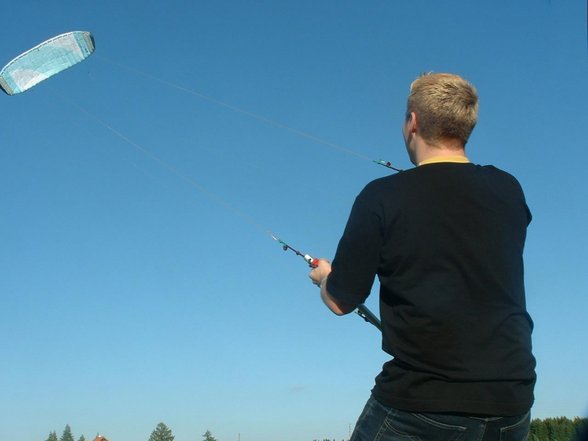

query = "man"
[[309, 73, 536, 441]]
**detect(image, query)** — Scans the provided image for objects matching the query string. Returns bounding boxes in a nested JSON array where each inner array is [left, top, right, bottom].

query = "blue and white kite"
[[0, 31, 95, 95]]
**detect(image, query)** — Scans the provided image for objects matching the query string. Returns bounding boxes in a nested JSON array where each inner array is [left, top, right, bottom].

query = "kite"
[[0, 31, 95, 95]]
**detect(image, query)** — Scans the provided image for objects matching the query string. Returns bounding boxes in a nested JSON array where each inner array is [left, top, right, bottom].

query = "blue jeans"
[[350, 396, 530, 441]]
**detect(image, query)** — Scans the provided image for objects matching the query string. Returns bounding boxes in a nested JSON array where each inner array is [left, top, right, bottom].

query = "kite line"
[[86, 58, 395, 331], [59, 92, 272, 237], [96, 55, 402, 173], [58, 92, 384, 330]]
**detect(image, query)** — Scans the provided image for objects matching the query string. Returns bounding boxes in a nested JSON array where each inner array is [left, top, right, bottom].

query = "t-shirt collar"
[[418, 155, 470, 166]]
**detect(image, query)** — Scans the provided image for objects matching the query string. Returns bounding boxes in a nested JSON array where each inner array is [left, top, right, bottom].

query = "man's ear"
[[408, 112, 418, 133]]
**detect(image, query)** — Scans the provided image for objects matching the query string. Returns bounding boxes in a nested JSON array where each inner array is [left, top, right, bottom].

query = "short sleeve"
[[326, 184, 384, 307]]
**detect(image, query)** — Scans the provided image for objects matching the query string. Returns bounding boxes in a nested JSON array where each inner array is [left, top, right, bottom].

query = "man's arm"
[[309, 258, 356, 315]]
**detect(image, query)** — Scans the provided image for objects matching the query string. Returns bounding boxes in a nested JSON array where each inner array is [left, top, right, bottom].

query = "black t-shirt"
[[327, 162, 536, 416]]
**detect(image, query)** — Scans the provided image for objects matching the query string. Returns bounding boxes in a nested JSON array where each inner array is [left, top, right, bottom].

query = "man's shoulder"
[[364, 167, 421, 188], [418, 162, 523, 187], [474, 164, 525, 190], [360, 172, 407, 197]]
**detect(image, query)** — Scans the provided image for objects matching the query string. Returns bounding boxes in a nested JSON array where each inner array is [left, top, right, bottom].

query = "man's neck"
[[412, 138, 467, 165]]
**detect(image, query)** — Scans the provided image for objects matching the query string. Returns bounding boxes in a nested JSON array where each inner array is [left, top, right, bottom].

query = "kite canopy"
[[0, 31, 95, 95]]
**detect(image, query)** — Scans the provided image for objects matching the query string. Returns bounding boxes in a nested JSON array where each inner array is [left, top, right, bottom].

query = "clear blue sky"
[[1, 1, 587, 441]]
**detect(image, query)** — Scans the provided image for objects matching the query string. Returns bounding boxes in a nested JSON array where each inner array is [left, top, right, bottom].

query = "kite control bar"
[[273, 236, 319, 268], [273, 236, 382, 331], [355, 304, 382, 330]]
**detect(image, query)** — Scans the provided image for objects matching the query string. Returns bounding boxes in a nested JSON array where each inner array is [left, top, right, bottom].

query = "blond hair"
[[406, 73, 478, 146]]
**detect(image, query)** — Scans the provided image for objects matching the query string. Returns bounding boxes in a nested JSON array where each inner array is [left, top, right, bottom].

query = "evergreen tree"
[[203, 430, 217, 441], [60, 425, 75, 441], [78, 436, 86, 441], [46, 431, 58, 441], [148, 422, 174, 441], [530, 418, 550, 441], [527, 417, 588, 441]]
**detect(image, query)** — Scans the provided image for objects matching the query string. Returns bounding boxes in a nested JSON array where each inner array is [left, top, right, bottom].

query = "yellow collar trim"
[[418, 155, 470, 166]]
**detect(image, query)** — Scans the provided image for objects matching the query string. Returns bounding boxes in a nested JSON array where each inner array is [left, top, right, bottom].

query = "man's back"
[[328, 162, 536, 415]]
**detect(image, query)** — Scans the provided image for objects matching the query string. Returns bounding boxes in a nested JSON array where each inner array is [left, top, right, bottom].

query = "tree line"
[[529, 417, 588, 441], [44, 417, 588, 441], [45, 425, 84, 441], [45, 423, 217, 441], [146, 423, 217, 441]]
